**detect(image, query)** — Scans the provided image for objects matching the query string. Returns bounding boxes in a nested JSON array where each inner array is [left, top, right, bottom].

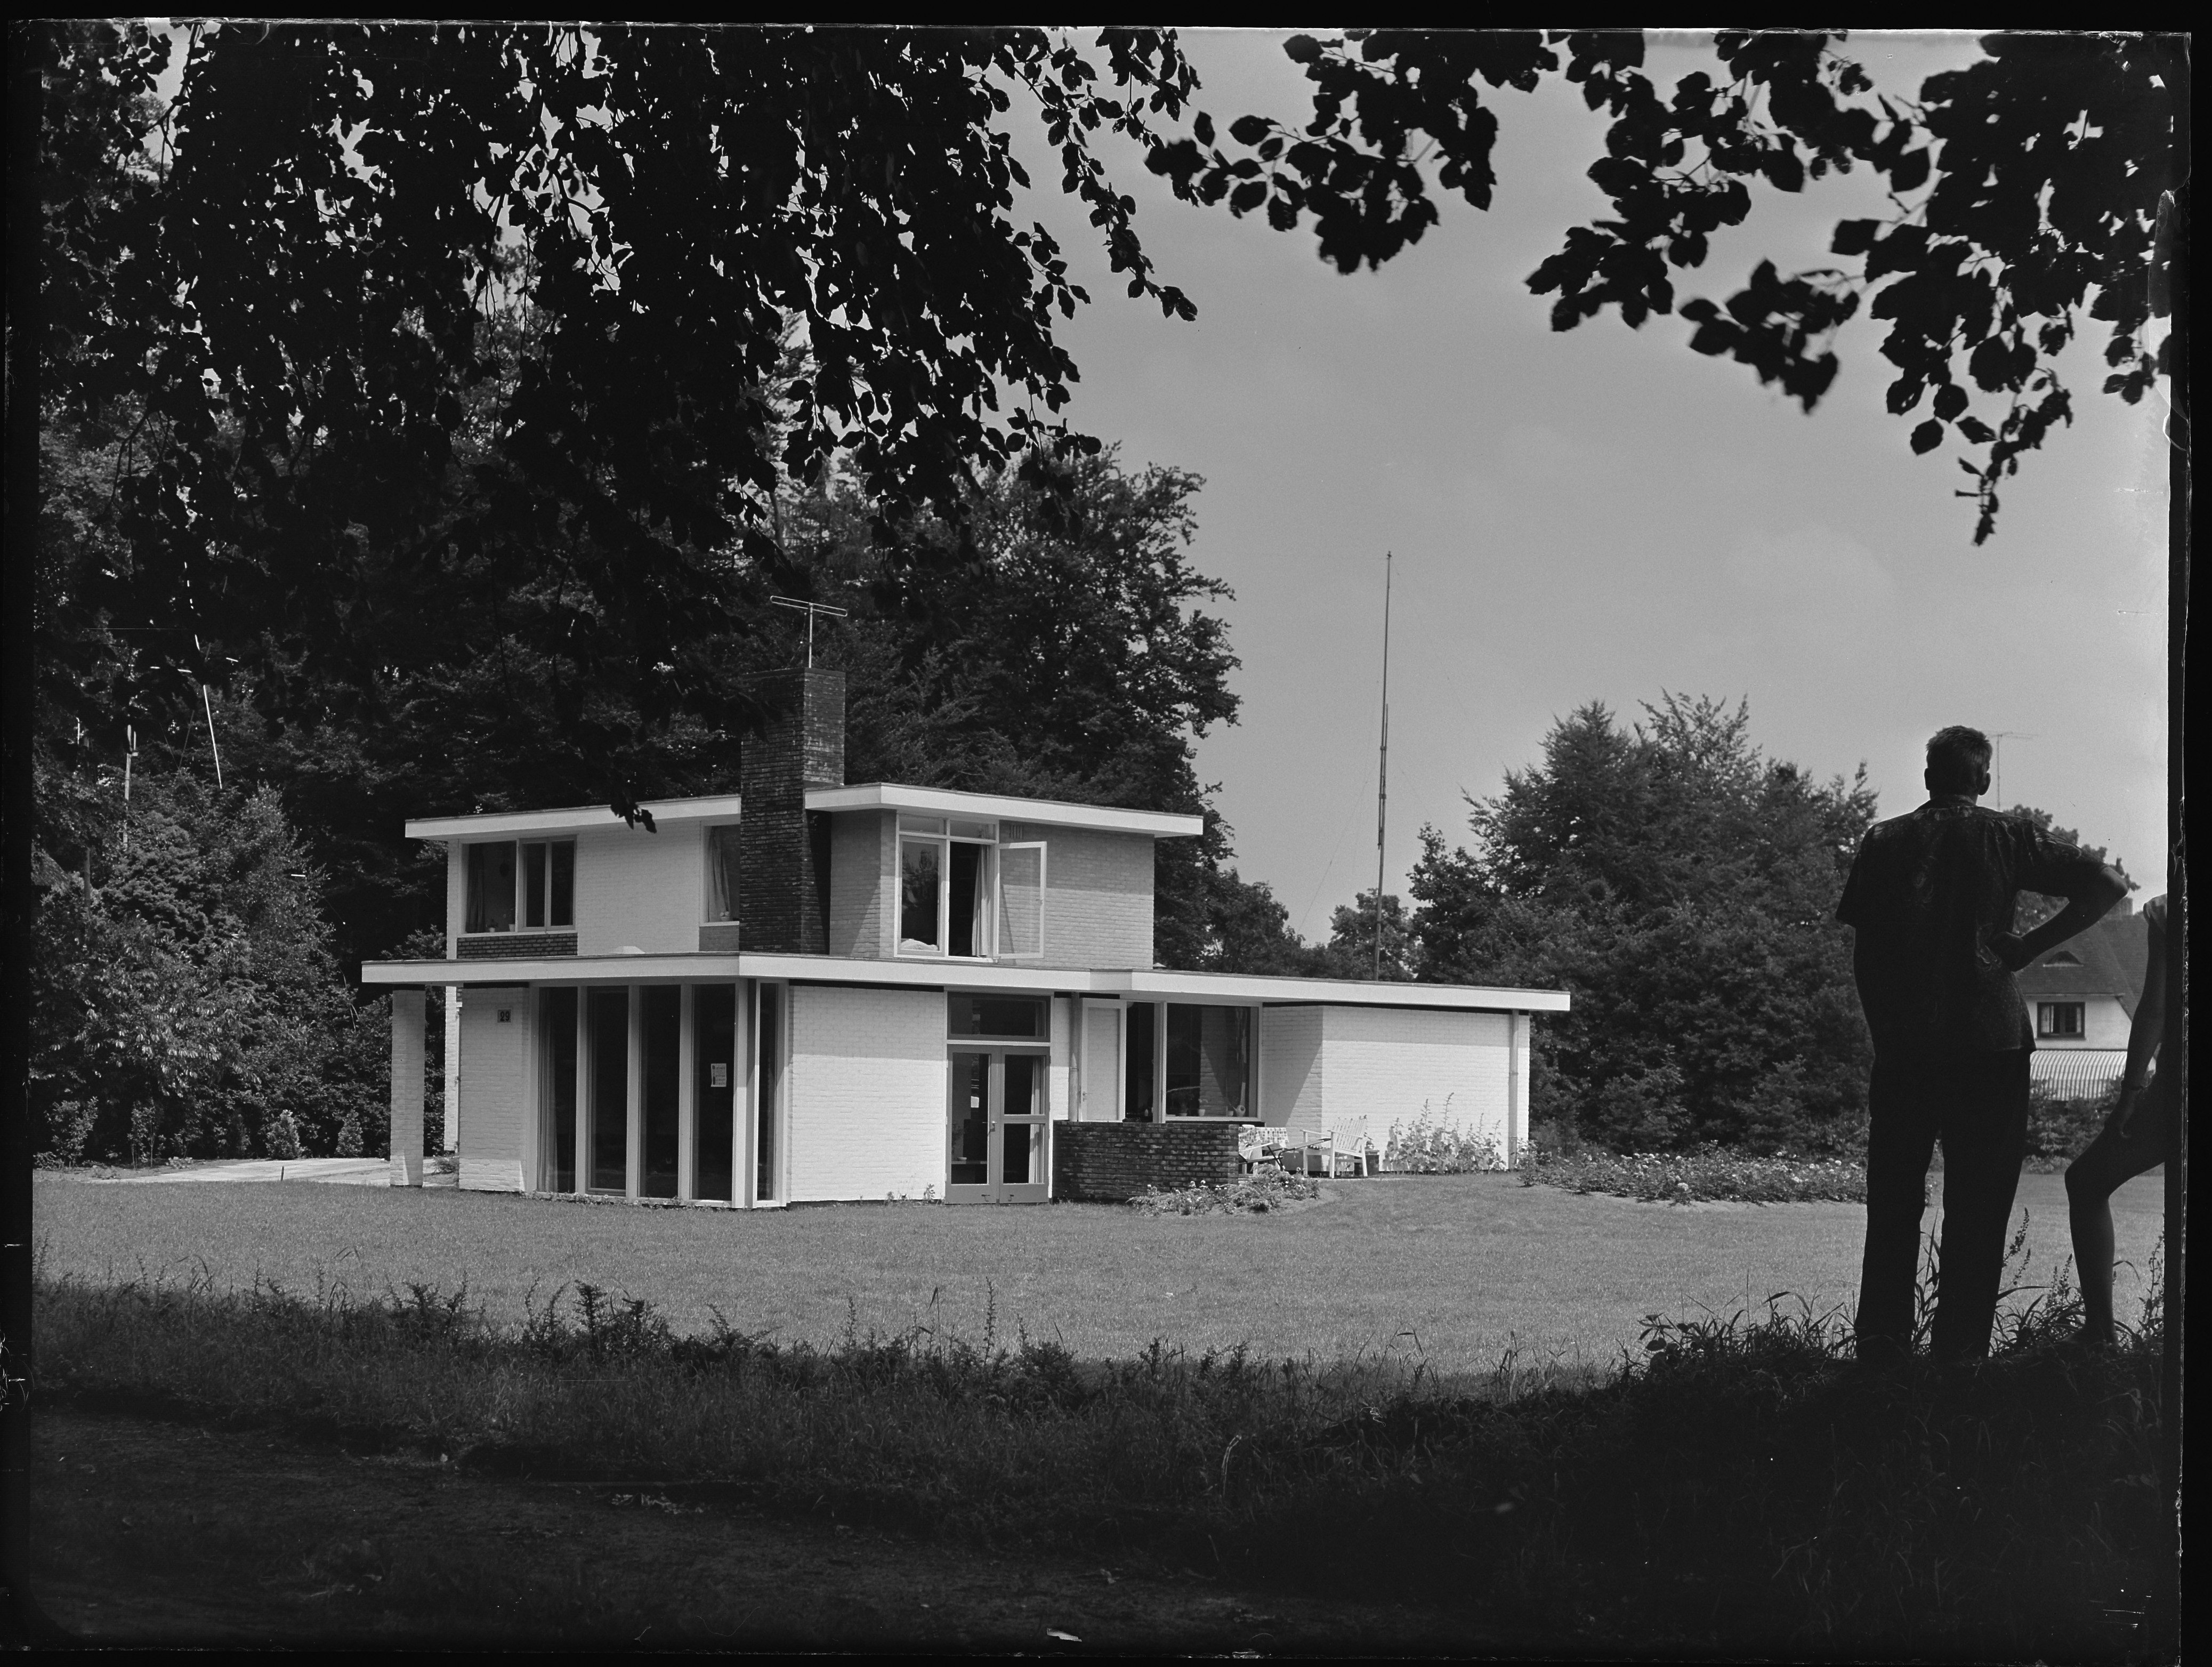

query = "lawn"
[[32, 1168, 2163, 1373]]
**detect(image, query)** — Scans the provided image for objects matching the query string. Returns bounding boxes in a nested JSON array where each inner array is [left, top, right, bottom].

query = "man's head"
[[1925, 726, 1994, 797]]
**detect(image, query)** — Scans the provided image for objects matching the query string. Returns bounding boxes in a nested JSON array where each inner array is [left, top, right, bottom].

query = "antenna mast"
[[1374, 552, 1392, 981]]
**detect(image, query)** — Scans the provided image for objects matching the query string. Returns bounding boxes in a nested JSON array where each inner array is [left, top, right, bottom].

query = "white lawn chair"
[[1319, 1114, 1373, 1178]]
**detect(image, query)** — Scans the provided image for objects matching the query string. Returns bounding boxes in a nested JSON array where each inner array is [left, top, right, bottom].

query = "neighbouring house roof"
[[805, 783, 1206, 838], [2014, 908, 2149, 1013], [405, 794, 746, 840], [359, 952, 1570, 1011]]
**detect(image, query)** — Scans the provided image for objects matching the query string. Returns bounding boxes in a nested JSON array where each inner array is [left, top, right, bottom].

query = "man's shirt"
[[1835, 796, 2108, 1058]]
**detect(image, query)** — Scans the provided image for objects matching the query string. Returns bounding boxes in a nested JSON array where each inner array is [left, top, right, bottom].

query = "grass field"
[[32, 1167, 2163, 1372]]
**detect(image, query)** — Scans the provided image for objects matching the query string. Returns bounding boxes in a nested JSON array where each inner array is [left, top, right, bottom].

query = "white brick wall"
[[1319, 1006, 1514, 1156], [786, 985, 946, 1202], [1000, 823, 1154, 969], [828, 810, 891, 957], [457, 984, 531, 1192], [1260, 1006, 1325, 1126], [572, 822, 706, 956]]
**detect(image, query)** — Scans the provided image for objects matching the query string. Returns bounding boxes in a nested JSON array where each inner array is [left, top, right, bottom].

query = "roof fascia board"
[[406, 795, 745, 841], [806, 783, 1204, 838]]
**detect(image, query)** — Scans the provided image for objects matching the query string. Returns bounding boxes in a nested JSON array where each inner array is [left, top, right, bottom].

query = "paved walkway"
[[86, 1158, 457, 1188]]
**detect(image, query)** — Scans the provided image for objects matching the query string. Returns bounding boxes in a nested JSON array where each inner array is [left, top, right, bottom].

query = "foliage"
[[1126, 1165, 1321, 1215], [2024, 1082, 2120, 1172], [1320, 888, 1414, 980], [1409, 694, 1878, 1153], [1151, 29, 2182, 543], [2005, 803, 2133, 931], [1523, 1142, 1867, 1204], [29, 768, 388, 1164], [33, 1234, 2167, 1656], [1379, 1098, 1509, 1173]]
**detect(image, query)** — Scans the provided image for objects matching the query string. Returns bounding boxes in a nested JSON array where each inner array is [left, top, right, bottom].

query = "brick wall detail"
[[740, 668, 846, 954], [827, 809, 890, 957], [999, 822, 1154, 970], [572, 822, 704, 956], [459, 932, 577, 960], [1052, 1121, 1241, 1202]]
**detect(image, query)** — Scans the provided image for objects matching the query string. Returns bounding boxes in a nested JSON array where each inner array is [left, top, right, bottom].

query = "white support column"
[[389, 988, 425, 1187], [734, 978, 754, 1206], [442, 985, 462, 1153], [676, 983, 697, 1202], [1505, 1010, 1525, 1167]]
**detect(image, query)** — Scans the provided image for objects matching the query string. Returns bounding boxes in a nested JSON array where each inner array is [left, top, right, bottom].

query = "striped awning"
[[2031, 1048, 2127, 1099]]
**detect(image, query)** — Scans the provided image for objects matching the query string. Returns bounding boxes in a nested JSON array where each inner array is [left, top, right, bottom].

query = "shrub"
[[2024, 1083, 2117, 1171], [1128, 1165, 1320, 1215], [1380, 1096, 1509, 1173], [1524, 1141, 1866, 1204]]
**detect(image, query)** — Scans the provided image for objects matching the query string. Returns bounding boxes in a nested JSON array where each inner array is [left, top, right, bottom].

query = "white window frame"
[[2037, 1001, 2086, 1040], [466, 837, 575, 935], [895, 817, 1005, 962], [1153, 1000, 1261, 1122], [997, 841, 1047, 961]]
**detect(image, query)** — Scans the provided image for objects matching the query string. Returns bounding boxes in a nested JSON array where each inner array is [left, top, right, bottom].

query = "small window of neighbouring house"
[[705, 826, 741, 922], [2038, 1002, 2086, 1038]]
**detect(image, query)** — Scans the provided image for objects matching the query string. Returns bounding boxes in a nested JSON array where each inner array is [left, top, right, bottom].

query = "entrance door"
[[946, 1049, 1050, 1203]]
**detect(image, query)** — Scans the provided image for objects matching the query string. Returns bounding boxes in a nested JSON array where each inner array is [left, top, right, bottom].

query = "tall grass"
[[31, 1230, 2165, 1655]]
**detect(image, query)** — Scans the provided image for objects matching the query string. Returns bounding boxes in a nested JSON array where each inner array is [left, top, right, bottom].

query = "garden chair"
[[1318, 1114, 1373, 1178], [1237, 1124, 1292, 1173]]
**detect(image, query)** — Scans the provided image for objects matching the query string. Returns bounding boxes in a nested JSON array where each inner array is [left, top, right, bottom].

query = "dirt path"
[[25, 1407, 1498, 1651]]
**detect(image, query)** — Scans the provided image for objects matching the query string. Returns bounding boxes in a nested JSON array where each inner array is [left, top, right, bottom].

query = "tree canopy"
[[1151, 29, 2182, 543]]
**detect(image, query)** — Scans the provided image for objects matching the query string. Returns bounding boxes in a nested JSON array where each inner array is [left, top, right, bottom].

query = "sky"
[[1002, 30, 2172, 939]]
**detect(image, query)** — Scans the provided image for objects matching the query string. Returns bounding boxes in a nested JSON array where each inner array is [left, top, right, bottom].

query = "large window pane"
[[755, 985, 782, 1202], [465, 841, 516, 933], [1124, 1002, 1156, 1122], [541, 987, 577, 1193], [949, 1051, 990, 1186], [588, 987, 629, 1192], [695, 984, 736, 1202], [899, 840, 941, 952], [1165, 1004, 1251, 1118], [549, 841, 575, 927], [641, 986, 680, 1198], [523, 843, 547, 928], [705, 827, 741, 923], [948, 842, 985, 957]]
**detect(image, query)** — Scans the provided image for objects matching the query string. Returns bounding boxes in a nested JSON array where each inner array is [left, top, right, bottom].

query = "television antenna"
[[770, 595, 850, 668]]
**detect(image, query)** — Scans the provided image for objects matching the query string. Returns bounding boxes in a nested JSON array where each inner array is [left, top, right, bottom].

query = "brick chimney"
[[737, 667, 846, 953]]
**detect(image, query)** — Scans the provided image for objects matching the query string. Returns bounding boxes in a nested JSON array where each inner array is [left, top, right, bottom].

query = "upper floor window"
[[466, 839, 574, 933], [704, 825, 741, 923], [897, 817, 1045, 960], [2037, 1001, 2085, 1038]]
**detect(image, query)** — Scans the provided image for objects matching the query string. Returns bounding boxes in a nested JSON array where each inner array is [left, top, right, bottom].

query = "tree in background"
[[2006, 805, 2134, 931], [1153, 29, 2181, 543], [1321, 890, 1415, 981], [31, 768, 388, 1164], [1408, 696, 1878, 1153]]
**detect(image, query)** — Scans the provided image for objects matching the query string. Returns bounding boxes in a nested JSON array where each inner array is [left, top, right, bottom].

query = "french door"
[[946, 1048, 1050, 1203]]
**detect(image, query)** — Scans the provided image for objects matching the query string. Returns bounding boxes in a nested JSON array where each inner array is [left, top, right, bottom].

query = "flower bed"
[[1524, 1143, 1866, 1205], [1126, 1164, 1322, 1215]]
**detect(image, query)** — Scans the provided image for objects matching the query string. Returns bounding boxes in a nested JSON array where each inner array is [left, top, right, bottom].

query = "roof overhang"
[[805, 783, 1204, 839], [360, 953, 1568, 1011], [405, 795, 744, 841]]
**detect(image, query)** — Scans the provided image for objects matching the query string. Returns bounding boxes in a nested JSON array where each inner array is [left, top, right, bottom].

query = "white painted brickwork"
[[1320, 1006, 1514, 1154], [828, 810, 891, 957], [787, 985, 946, 1202], [1259, 1006, 1326, 1125], [457, 985, 531, 1193], [572, 823, 705, 956], [1000, 823, 1153, 969]]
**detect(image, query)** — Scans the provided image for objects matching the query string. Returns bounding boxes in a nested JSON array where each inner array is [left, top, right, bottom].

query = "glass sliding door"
[[586, 987, 629, 1194], [754, 983, 784, 1203], [640, 986, 680, 1198], [695, 983, 737, 1202], [540, 987, 578, 1193], [945, 1048, 1050, 1203]]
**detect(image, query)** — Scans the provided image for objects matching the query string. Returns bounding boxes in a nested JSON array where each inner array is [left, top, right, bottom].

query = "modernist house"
[[364, 670, 1569, 1204], [2017, 901, 2153, 1100]]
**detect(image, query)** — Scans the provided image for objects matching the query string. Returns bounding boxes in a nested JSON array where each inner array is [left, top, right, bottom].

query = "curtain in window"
[[705, 827, 741, 922], [465, 842, 516, 933]]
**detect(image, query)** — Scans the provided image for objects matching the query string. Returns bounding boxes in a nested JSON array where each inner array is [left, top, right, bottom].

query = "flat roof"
[[406, 795, 745, 840], [806, 783, 1205, 838], [360, 953, 1567, 1011]]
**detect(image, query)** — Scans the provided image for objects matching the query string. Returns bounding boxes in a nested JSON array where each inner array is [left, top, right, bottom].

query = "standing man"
[[1837, 726, 2129, 1363]]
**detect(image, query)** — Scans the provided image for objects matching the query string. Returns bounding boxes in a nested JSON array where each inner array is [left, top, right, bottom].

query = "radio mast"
[[1374, 552, 1392, 981]]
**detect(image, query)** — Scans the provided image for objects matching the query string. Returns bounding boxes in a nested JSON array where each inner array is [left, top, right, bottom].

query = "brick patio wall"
[[1053, 1121, 1241, 1202]]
